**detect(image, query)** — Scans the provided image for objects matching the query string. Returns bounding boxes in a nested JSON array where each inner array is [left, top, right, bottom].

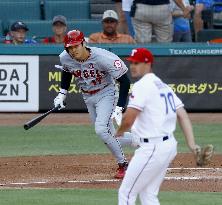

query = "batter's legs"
[[86, 102, 96, 123], [85, 91, 126, 164], [95, 93, 126, 163]]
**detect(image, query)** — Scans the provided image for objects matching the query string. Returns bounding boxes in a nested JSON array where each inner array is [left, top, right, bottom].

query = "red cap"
[[127, 48, 154, 63], [64, 30, 85, 48]]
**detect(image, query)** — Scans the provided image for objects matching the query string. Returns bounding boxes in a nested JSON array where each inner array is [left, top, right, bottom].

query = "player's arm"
[[99, 52, 130, 125], [61, 70, 72, 92], [176, 107, 198, 153], [116, 82, 146, 135], [54, 70, 72, 109], [112, 73, 131, 125], [116, 73, 131, 108], [177, 106, 214, 166], [116, 107, 140, 136]]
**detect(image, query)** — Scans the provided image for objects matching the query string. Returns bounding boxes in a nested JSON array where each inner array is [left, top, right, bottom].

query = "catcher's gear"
[[64, 30, 85, 48], [195, 144, 214, 166], [54, 92, 66, 110], [112, 106, 123, 126]]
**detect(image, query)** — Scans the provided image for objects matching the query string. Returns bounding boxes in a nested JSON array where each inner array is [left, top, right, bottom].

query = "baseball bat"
[[24, 106, 60, 130]]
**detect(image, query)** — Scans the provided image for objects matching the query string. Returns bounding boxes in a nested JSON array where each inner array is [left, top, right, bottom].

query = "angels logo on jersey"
[[114, 60, 122, 69]]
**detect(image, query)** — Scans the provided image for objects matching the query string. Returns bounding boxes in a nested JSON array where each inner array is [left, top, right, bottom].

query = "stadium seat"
[[213, 19, 222, 28], [5, 0, 40, 1], [7, 19, 102, 41], [202, 9, 214, 29], [44, 1, 90, 20], [44, 0, 83, 2], [90, 1, 115, 19], [8, 20, 52, 41], [0, 21, 3, 37], [0, 1, 41, 23], [196, 29, 222, 42], [90, 0, 113, 3], [213, 2, 222, 29], [201, 2, 222, 29], [67, 20, 102, 37]]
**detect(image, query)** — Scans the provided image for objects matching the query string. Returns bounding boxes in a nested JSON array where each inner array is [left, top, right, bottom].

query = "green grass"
[[0, 124, 221, 204], [175, 124, 222, 153], [0, 189, 221, 205], [0, 123, 221, 157]]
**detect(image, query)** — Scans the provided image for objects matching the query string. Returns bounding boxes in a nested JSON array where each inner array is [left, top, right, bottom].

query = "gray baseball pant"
[[83, 84, 126, 164]]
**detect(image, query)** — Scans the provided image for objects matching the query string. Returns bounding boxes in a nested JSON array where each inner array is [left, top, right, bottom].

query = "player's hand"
[[192, 144, 214, 166], [191, 144, 201, 155], [112, 106, 123, 126], [54, 92, 66, 110]]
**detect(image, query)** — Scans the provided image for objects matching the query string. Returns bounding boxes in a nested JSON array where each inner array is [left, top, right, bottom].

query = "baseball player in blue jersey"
[[53, 30, 130, 178]]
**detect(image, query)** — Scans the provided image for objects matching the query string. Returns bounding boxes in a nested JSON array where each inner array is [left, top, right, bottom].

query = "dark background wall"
[[39, 55, 222, 112]]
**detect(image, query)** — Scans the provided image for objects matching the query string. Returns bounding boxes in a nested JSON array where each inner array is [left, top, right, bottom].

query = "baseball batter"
[[116, 48, 200, 205], [53, 30, 130, 178]]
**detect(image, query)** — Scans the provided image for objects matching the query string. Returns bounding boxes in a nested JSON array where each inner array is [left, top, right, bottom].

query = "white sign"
[[0, 56, 39, 112]]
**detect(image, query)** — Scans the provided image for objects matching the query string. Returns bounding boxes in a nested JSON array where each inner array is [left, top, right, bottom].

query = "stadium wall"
[[0, 43, 222, 112]]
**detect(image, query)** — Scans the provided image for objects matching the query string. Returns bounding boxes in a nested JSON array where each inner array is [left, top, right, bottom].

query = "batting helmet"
[[64, 30, 85, 48]]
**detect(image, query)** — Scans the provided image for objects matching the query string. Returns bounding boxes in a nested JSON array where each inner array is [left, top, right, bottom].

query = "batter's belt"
[[81, 84, 109, 95]]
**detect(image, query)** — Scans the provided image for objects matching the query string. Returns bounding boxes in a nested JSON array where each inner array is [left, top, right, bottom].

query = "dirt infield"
[[0, 113, 221, 192], [0, 154, 221, 192], [1, 113, 222, 126]]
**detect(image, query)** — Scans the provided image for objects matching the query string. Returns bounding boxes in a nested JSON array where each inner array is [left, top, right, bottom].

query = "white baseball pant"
[[118, 136, 177, 205]]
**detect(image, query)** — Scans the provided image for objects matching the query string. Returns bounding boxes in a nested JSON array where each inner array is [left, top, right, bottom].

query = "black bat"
[[24, 106, 60, 130]]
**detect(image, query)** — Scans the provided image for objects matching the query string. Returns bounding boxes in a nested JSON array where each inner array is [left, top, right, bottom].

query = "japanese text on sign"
[[48, 71, 81, 94], [169, 83, 222, 94]]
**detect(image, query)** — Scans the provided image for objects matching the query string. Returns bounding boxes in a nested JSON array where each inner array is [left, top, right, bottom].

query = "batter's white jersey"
[[128, 73, 184, 139]]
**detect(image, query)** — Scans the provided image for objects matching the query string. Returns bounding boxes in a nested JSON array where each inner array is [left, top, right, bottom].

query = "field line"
[[0, 175, 222, 187], [167, 168, 222, 171], [165, 176, 222, 180]]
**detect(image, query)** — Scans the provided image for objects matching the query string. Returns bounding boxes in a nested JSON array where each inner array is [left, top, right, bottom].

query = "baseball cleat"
[[114, 161, 128, 179]]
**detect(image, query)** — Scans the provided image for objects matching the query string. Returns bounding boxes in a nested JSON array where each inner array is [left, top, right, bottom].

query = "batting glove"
[[54, 89, 67, 110], [112, 106, 123, 126]]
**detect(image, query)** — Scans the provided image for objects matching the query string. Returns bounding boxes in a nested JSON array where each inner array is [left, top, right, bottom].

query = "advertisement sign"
[[39, 56, 86, 111], [0, 56, 39, 112], [151, 56, 222, 111], [39, 55, 222, 112]]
